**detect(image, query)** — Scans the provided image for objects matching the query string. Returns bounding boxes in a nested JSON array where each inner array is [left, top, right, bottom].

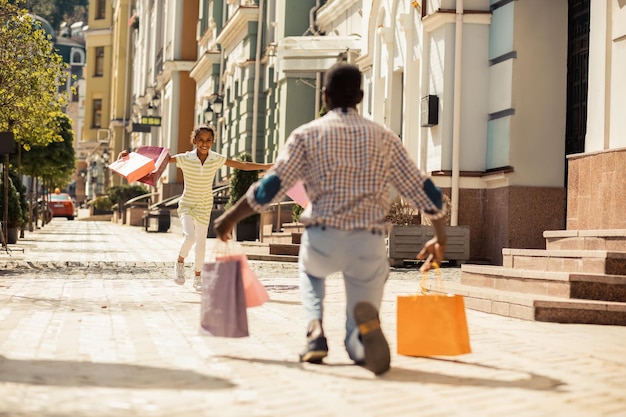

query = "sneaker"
[[299, 319, 328, 364], [193, 275, 202, 292], [299, 335, 329, 364], [173, 262, 185, 285], [354, 301, 390, 375]]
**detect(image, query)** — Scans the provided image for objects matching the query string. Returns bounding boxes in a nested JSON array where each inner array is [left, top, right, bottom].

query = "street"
[[0, 217, 625, 417]]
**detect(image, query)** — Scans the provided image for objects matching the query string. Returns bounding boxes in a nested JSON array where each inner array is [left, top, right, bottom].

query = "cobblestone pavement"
[[0, 218, 625, 417]]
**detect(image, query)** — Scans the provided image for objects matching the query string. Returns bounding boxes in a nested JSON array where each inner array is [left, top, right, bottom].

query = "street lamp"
[[204, 101, 214, 123], [151, 93, 160, 108], [212, 95, 223, 115]]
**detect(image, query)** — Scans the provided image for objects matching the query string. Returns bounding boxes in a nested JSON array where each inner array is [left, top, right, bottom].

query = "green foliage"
[[292, 203, 304, 223], [26, 0, 88, 32], [9, 170, 29, 227], [227, 152, 259, 223], [0, 173, 24, 227], [0, 0, 69, 148], [107, 184, 150, 206], [18, 112, 76, 187], [89, 196, 113, 211]]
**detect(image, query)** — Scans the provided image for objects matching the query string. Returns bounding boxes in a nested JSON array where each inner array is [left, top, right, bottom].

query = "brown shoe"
[[354, 302, 390, 375]]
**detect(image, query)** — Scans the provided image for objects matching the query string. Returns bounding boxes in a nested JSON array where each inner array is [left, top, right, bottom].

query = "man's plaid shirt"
[[246, 107, 446, 232]]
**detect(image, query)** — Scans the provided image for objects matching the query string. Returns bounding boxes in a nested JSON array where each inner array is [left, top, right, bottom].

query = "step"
[[460, 264, 626, 302], [247, 253, 299, 263], [269, 243, 301, 256], [236, 241, 299, 263], [424, 281, 626, 325], [262, 232, 293, 244], [544, 229, 626, 251], [502, 249, 626, 275]]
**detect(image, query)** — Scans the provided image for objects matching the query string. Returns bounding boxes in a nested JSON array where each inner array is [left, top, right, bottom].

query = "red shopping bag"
[[108, 152, 156, 183], [216, 253, 269, 308], [135, 146, 170, 186]]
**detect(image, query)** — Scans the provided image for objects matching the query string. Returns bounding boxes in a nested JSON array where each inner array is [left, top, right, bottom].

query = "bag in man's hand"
[[396, 267, 471, 357], [200, 259, 249, 338]]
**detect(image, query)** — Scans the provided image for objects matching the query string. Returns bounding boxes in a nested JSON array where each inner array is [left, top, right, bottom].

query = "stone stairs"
[[239, 223, 302, 262], [425, 229, 626, 325]]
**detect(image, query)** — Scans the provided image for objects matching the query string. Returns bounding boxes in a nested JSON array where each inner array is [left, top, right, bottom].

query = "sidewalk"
[[1, 217, 625, 416]]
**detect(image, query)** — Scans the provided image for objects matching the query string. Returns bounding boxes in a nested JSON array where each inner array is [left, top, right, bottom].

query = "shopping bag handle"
[[420, 262, 444, 294], [214, 239, 244, 257]]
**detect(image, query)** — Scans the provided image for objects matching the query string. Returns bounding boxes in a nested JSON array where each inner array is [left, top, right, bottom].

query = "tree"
[[22, 0, 88, 32], [17, 112, 76, 230], [0, 0, 68, 149]]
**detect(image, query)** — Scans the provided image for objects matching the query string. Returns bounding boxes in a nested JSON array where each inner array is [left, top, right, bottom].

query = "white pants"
[[178, 214, 209, 274]]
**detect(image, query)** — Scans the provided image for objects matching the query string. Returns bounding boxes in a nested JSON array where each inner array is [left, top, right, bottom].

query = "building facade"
[[94, 0, 625, 265]]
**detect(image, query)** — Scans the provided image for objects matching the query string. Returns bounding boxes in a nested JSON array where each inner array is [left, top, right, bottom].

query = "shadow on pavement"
[[215, 354, 564, 390], [0, 355, 235, 390]]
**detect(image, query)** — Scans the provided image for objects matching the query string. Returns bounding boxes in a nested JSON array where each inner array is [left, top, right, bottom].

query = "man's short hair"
[[324, 63, 362, 108]]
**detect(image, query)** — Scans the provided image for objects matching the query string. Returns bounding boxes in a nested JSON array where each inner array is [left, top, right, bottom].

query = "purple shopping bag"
[[200, 260, 249, 338]]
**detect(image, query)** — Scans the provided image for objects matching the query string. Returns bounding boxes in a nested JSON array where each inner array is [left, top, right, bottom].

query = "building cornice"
[[157, 60, 197, 86], [83, 28, 113, 38], [316, 0, 360, 32], [423, 10, 491, 33], [215, 6, 258, 51], [190, 50, 221, 82]]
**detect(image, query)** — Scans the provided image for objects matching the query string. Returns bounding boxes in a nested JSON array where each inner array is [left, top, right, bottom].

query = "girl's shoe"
[[174, 262, 185, 285]]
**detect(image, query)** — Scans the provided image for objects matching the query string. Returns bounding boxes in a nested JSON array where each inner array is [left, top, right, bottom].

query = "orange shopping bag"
[[108, 152, 156, 183], [396, 266, 471, 357]]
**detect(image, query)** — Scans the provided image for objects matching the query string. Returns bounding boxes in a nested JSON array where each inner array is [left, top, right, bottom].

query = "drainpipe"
[[252, 0, 264, 162], [309, 0, 321, 35], [451, 0, 463, 226], [309, 0, 322, 117]]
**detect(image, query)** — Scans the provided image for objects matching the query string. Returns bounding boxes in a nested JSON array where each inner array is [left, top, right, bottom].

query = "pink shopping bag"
[[286, 180, 309, 208], [200, 260, 249, 338], [135, 146, 170, 186], [215, 252, 269, 308], [108, 152, 156, 183]]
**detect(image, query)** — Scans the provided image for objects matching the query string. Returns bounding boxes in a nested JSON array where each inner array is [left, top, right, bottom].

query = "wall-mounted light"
[[212, 95, 223, 115], [151, 93, 160, 108], [204, 102, 214, 123]]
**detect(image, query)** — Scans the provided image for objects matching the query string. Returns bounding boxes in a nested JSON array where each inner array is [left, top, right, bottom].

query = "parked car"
[[48, 192, 76, 220]]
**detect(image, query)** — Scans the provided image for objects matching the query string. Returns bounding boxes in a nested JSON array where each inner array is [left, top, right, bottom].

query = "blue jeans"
[[298, 226, 389, 361]]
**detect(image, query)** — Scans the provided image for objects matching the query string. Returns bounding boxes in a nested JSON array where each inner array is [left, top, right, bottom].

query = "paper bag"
[[135, 146, 170, 186], [216, 253, 269, 308], [108, 152, 156, 183], [286, 181, 309, 208], [200, 260, 249, 338], [396, 292, 471, 357]]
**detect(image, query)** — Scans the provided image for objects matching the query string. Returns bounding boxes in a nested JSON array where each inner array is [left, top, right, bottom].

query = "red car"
[[48, 193, 76, 220]]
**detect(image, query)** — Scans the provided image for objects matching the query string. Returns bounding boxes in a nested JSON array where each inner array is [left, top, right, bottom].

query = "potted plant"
[[0, 174, 25, 244], [227, 152, 260, 241], [385, 194, 470, 266]]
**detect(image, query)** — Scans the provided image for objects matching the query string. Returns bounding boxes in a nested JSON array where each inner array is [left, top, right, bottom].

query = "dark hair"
[[323, 63, 362, 108], [190, 125, 214, 144]]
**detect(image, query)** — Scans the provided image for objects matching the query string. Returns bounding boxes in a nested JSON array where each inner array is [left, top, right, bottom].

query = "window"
[[96, 0, 106, 20], [93, 99, 102, 128], [94, 47, 104, 76]]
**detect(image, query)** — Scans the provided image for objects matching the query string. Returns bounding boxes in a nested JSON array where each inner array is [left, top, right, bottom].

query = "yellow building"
[[83, 0, 133, 198]]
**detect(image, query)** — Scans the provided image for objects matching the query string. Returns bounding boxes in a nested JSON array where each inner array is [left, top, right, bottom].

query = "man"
[[214, 62, 447, 375]]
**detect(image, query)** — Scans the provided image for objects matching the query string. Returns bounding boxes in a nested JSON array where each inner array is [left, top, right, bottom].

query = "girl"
[[119, 125, 271, 290]]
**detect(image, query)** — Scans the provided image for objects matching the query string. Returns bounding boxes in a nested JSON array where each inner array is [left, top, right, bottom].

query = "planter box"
[[387, 225, 470, 267]]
